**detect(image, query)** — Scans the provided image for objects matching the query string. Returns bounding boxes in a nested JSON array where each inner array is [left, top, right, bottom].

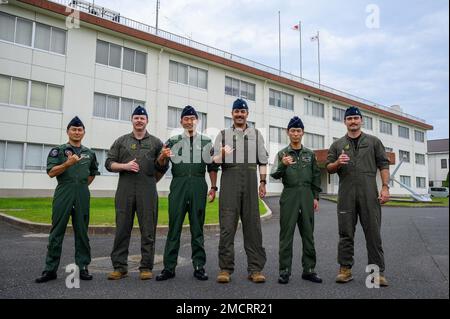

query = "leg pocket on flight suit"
[[337, 210, 354, 237]]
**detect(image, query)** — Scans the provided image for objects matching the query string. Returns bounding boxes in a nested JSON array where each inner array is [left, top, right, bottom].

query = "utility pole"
[[155, 0, 160, 34]]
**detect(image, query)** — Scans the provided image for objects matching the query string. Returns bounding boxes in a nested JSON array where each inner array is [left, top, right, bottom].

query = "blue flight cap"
[[345, 106, 362, 118], [132, 105, 148, 118], [67, 116, 85, 130], [287, 116, 304, 130], [232, 98, 248, 110], [180, 105, 198, 119]]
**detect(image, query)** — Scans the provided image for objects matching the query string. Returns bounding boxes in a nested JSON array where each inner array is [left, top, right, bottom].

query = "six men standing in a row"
[[35, 98, 390, 287]]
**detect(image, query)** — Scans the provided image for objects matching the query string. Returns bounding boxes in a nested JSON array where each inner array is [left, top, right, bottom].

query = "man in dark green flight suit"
[[212, 98, 269, 284], [106, 106, 168, 281], [35, 116, 99, 283], [327, 106, 390, 287], [155, 105, 218, 281], [271, 116, 323, 284]]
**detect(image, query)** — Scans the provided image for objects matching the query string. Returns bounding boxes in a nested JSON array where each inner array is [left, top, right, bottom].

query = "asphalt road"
[[0, 197, 448, 299]]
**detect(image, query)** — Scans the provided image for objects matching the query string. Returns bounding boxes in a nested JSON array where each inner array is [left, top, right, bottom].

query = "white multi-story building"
[[427, 139, 449, 188], [0, 0, 433, 196]]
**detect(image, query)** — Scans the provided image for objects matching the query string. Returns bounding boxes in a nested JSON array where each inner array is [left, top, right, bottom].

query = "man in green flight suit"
[[212, 98, 269, 284], [271, 116, 323, 284], [35, 116, 100, 283], [326, 106, 390, 287], [106, 106, 169, 281], [155, 105, 218, 281]]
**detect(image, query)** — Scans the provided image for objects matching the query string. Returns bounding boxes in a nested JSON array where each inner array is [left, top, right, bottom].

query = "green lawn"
[[0, 197, 267, 226], [321, 195, 449, 207]]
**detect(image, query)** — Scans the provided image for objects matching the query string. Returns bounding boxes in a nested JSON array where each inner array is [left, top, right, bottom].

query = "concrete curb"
[[0, 199, 272, 236]]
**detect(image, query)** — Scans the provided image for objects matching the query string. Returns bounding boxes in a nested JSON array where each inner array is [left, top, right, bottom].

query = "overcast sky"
[[90, 0, 449, 139]]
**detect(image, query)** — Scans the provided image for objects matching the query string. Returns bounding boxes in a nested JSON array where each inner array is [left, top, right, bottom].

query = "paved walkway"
[[0, 197, 448, 299]]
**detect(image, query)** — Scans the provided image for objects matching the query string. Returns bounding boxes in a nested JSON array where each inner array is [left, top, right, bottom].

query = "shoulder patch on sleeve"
[[49, 148, 59, 158]]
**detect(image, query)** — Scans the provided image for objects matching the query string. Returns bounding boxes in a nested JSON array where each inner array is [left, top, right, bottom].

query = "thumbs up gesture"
[[160, 144, 173, 160], [66, 153, 81, 167], [281, 152, 296, 166], [124, 158, 140, 172], [337, 150, 350, 166]]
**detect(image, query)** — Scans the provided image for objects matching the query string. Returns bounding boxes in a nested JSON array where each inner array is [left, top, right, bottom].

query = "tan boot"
[[248, 272, 266, 283], [335, 267, 353, 283], [107, 270, 128, 280], [139, 270, 153, 280], [216, 271, 231, 283]]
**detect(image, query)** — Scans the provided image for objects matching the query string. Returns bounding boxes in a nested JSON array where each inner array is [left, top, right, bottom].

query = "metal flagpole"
[[317, 30, 321, 87], [299, 20, 302, 79], [156, 0, 160, 34]]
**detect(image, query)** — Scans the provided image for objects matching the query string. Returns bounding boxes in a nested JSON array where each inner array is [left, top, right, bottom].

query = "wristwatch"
[[382, 183, 390, 189], [210, 186, 218, 191]]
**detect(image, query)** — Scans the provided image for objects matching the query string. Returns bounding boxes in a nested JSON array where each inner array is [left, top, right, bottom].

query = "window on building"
[[398, 125, 410, 139], [304, 99, 324, 118], [332, 107, 345, 122], [11, 78, 28, 106], [269, 126, 288, 145], [224, 76, 256, 101], [35, 22, 66, 54], [93, 93, 144, 121], [30, 81, 63, 110], [96, 40, 146, 73], [414, 130, 425, 143], [0, 12, 15, 43], [0, 13, 66, 54], [0, 74, 11, 104], [363, 116, 373, 130], [0, 141, 5, 169], [168, 106, 207, 132], [441, 159, 447, 169], [380, 120, 392, 135], [0, 74, 63, 110], [25, 143, 53, 171], [108, 43, 121, 68], [269, 89, 294, 110], [169, 60, 207, 89], [122, 47, 146, 74], [4, 141, 23, 170], [399, 150, 410, 163], [304, 133, 324, 149], [415, 153, 425, 165], [400, 175, 411, 187], [416, 177, 426, 189], [15, 17, 33, 46]]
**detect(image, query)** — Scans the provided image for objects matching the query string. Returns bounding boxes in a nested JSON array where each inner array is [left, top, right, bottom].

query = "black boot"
[[193, 268, 208, 281], [156, 269, 175, 281], [302, 272, 323, 283], [278, 274, 290, 284], [80, 268, 93, 281], [35, 271, 57, 283]]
